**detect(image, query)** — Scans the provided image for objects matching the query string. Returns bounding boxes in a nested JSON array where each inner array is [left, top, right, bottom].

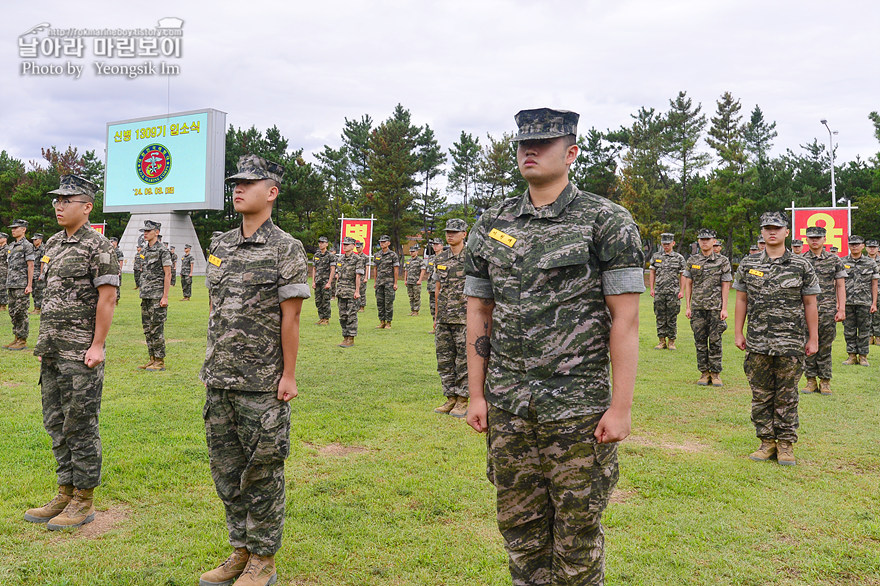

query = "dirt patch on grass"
[[609, 488, 637, 505], [305, 442, 370, 457], [626, 434, 710, 454], [2, 381, 24, 388], [49, 504, 131, 542]]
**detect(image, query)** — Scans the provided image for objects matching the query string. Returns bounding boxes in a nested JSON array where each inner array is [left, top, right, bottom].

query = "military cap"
[[660, 233, 674, 243], [791, 239, 803, 246], [830, 246, 839, 252], [8, 219, 28, 228], [445, 218, 467, 232], [867, 240, 879, 247], [760, 211, 789, 227], [805, 226, 826, 237], [32, 233, 44, 240], [170, 245, 176, 250], [714, 239, 724, 246], [410, 243, 421, 250], [225, 154, 284, 184], [0, 232, 7, 239], [110, 237, 119, 243], [757, 236, 765, 244], [379, 235, 390, 242], [143, 220, 161, 231], [318, 236, 328, 243], [184, 243, 192, 248], [48, 174, 98, 201], [848, 234, 865, 245], [342, 236, 357, 245], [697, 228, 716, 239], [749, 245, 759, 251], [429, 238, 441, 245], [512, 108, 579, 142], [212, 231, 223, 238]]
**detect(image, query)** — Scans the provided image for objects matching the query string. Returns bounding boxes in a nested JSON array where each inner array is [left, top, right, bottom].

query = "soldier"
[[791, 239, 804, 255], [200, 155, 309, 586], [757, 236, 765, 252], [30, 233, 46, 314], [433, 219, 469, 418], [427, 238, 444, 332], [138, 220, 171, 371], [373, 235, 399, 328], [312, 236, 335, 324], [23, 175, 119, 530], [0, 232, 8, 311], [648, 233, 686, 350], [110, 237, 124, 304], [867, 239, 880, 345], [180, 244, 194, 301], [830, 246, 839, 254], [684, 229, 732, 386], [404, 243, 426, 316], [734, 212, 819, 466], [133, 243, 144, 289], [841, 235, 878, 366], [4, 219, 35, 350], [465, 108, 644, 585], [169, 245, 178, 287], [355, 240, 367, 311], [801, 226, 846, 395], [335, 236, 363, 347]]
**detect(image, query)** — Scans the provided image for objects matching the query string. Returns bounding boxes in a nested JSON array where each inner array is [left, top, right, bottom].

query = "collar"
[[232, 218, 275, 246], [513, 182, 577, 220], [759, 249, 792, 263], [62, 224, 91, 243]]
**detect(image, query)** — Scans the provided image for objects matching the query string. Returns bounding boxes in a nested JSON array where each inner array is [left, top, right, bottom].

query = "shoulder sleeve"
[[92, 236, 121, 288], [160, 247, 172, 266], [593, 203, 645, 295], [464, 214, 493, 298], [277, 237, 311, 302], [835, 257, 848, 279], [732, 262, 747, 292], [720, 257, 733, 282], [682, 256, 693, 279], [801, 261, 820, 295], [24, 241, 36, 262]]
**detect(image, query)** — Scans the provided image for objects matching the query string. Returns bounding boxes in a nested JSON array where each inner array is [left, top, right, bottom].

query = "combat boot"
[[2, 338, 15, 349], [146, 358, 166, 371], [7, 337, 27, 350], [859, 354, 870, 366], [412, 311, 418, 316], [24, 484, 74, 523], [233, 554, 276, 586], [376, 321, 386, 329], [433, 397, 456, 414], [138, 356, 155, 369], [383, 321, 392, 329], [654, 337, 667, 350], [314, 318, 323, 325], [199, 547, 249, 586], [321, 319, 330, 325], [696, 372, 711, 386], [842, 353, 858, 365], [710, 373, 723, 387], [800, 377, 818, 394], [748, 439, 777, 462], [449, 396, 469, 418], [776, 440, 796, 466], [819, 378, 832, 395], [47, 487, 95, 530], [667, 338, 677, 350], [0, 304, 6, 311], [338, 336, 354, 348]]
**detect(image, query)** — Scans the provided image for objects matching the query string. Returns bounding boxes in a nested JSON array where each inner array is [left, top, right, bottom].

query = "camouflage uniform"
[[7, 234, 36, 340], [683, 251, 732, 374], [111, 244, 123, 303], [842, 253, 878, 356], [139, 238, 172, 360], [180, 251, 194, 299], [405, 252, 424, 313], [356, 247, 367, 309], [31, 241, 46, 310], [434, 246, 467, 398], [335, 249, 364, 338], [373, 243, 399, 323], [35, 223, 119, 488], [734, 249, 819, 443], [649, 248, 685, 339], [465, 176, 645, 585], [803, 249, 847, 379], [312, 248, 335, 320], [426, 247, 441, 320], [169, 248, 178, 287], [0, 236, 9, 307], [201, 216, 310, 557], [133, 249, 144, 288]]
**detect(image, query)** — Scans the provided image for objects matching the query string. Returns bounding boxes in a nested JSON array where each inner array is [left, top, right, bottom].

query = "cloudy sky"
[[3, 0, 878, 184]]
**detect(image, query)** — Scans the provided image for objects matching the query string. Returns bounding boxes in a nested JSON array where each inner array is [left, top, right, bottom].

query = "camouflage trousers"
[[181, 275, 193, 299], [40, 357, 103, 489], [406, 283, 421, 313], [744, 352, 803, 442], [314, 279, 332, 320], [337, 296, 359, 337], [170, 272, 177, 287], [32, 279, 46, 309], [133, 269, 142, 289], [690, 309, 727, 373], [843, 304, 872, 355], [204, 388, 290, 557], [435, 323, 467, 398], [140, 298, 167, 359], [0, 280, 7, 305], [429, 285, 436, 320], [375, 283, 395, 322], [359, 279, 367, 309], [653, 293, 681, 339], [8, 288, 30, 339], [487, 406, 617, 586], [805, 310, 837, 379]]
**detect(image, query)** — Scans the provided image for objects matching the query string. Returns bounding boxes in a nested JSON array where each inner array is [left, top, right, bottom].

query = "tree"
[[743, 105, 778, 164], [447, 131, 481, 210], [477, 132, 516, 209], [571, 128, 620, 200], [664, 91, 710, 244], [416, 125, 447, 233]]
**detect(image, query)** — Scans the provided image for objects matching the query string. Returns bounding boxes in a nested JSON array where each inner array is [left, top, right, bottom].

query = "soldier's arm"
[[354, 272, 361, 298], [683, 277, 693, 316], [278, 297, 303, 402], [465, 295, 494, 434], [595, 293, 639, 444], [835, 278, 846, 321], [393, 264, 399, 289], [648, 268, 656, 296], [25, 260, 34, 294], [161, 266, 171, 306], [418, 268, 425, 284], [733, 290, 748, 350], [678, 274, 685, 299], [434, 281, 441, 326], [85, 284, 116, 368], [326, 264, 335, 289], [872, 278, 878, 313], [803, 294, 819, 355], [720, 280, 731, 319]]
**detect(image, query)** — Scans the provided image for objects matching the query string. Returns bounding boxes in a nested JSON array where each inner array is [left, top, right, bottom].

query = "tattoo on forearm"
[[479, 297, 494, 306], [475, 335, 490, 359]]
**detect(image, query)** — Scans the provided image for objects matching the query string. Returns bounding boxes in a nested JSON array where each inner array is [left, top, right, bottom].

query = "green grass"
[[0, 278, 878, 585]]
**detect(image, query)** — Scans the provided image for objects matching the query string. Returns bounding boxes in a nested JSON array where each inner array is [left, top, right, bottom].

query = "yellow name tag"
[[749, 269, 764, 277], [489, 228, 516, 247], [41, 255, 50, 263], [691, 264, 701, 269], [655, 259, 662, 263], [437, 265, 447, 270], [208, 254, 222, 267], [337, 263, 342, 267], [139, 254, 145, 259], [845, 264, 851, 269]]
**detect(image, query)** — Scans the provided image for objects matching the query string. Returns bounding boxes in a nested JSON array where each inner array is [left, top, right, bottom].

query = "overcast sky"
[[3, 0, 878, 188]]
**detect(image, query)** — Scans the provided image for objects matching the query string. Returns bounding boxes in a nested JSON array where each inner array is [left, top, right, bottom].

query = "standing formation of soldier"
[[0, 231, 9, 311], [404, 243, 425, 316], [312, 236, 334, 324], [840, 234, 877, 366], [373, 235, 399, 329], [335, 236, 363, 347], [649, 232, 685, 350], [138, 220, 171, 371], [4, 219, 35, 350], [30, 232, 45, 315], [180, 244, 194, 301]]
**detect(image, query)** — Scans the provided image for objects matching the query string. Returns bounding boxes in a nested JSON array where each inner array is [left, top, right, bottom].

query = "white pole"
[[821, 120, 837, 207]]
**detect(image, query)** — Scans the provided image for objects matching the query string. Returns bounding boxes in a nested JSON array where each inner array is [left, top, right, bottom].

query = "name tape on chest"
[[437, 265, 447, 271], [691, 264, 701, 270], [748, 269, 764, 277], [488, 228, 516, 248], [207, 254, 222, 267], [41, 255, 50, 263], [845, 264, 851, 269]]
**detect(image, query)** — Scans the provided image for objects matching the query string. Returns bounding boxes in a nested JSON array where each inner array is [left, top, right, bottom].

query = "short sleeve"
[[464, 216, 493, 298], [593, 205, 645, 295], [721, 257, 733, 282], [732, 263, 747, 292], [92, 237, 121, 288], [277, 238, 311, 301], [801, 263, 820, 296]]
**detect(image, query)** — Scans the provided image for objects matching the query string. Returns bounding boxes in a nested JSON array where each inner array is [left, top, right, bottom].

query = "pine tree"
[[447, 131, 481, 210], [477, 132, 516, 209], [664, 91, 710, 243]]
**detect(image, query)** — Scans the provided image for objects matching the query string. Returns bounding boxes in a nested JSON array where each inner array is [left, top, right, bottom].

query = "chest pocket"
[[241, 267, 277, 303], [536, 241, 591, 271], [55, 259, 90, 279]]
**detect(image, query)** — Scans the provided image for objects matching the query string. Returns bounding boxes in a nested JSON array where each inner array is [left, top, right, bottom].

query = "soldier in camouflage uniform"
[[404, 243, 425, 316], [355, 240, 367, 310], [312, 236, 334, 324], [427, 238, 444, 332], [867, 240, 880, 345], [465, 108, 644, 586], [373, 235, 399, 328], [734, 212, 819, 466], [110, 237, 123, 304], [200, 155, 310, 586], [648, 233, 685, 350], [433, 219, 469, 418], [180, 244, 194, 301], [133, 244, 144, 289], [138, 220, 171, 371], [683, 228, 732, 386], [0, 232, 8, 311], [791, 239, 804, 255], [169, 246, 178, 287], [30, 233, 45, 314], [24, 175, 119, 530], [801, 226, 847, 395], [4, 219, 35, 350], [841, 234, 878, 366], [335, 236, 363, 347]]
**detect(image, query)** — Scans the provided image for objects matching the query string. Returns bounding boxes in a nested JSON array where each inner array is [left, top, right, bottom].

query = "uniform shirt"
[[6, 238, 35, 289], [32, 244, 44, 281], [683, 251, 733, 311], [841, 254, 878, 307], [733, 250, 820, 356], [803, 249, 847, 313], [465, 183, 645, 422], [404, 255, 424, 285], [201, 219, 310, 393], [373, 249, 399, 285], [313, 249, 335, 283], [335, 251, 364, 298], [0, 242, 9, 283], [180, 253, 194, 276], [139, 241, 172, 299], [434, 247, 467, 325], [34, 225, 119, 360], [133, 251, 144, 272], [170, 249, 178, 270], [649, 250, 686, 295]]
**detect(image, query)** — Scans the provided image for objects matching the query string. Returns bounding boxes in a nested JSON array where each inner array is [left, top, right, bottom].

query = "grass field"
[[0, 276, 879, 585]]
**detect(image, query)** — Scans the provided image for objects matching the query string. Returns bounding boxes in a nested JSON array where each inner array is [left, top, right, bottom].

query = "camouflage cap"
[[512, 108, 579, 142], [867, 240, 879, 247], [48, 174, 98, 201], [760, 211, 789, 227], [697, 229, 716, 239], [379, 235, 390, 242], [0, 232, 7, 239], [110, 237, 119, 243], [143, 220, 161, 231], [184, 243, 192, 248], [757, 236, 765, 244], [225, 154, 284, 184], [445, 218, 467, 232], [342, 236, 357, 245], [660, 233, 674, 243], [32, 233, 44, 240], [805, 226, 826, 237], [749, 245, 759, 251], [410, 243, 421, 250], [849, 234, 865, 245], [355, 240, 364, 248], [714, 239, 724, 246], [830, 246, 839, 252], [791, 239, 804, 246], [429, 238, 441, 245], [8, 219, 28, 228], [318, 236, 328, 243], [170, 245, 176, 250]]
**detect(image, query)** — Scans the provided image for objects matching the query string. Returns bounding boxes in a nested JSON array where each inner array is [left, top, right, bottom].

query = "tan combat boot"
[[859, 354, 870, 366], [314, 318, 323, 325], [24, 485, 74, 523], [338, 336, 354, 348], [449, 396, 469, 418], [199, 547, 249, 586], [7, 337, 28, 350], [233, 554, 276, 586], [433, 397, 456, 414], [376, 321, 386, 329], [667, 338, 677, 350], [654, 337, 667, 350], [748, 439, 777, 462], [842, 353, 858, 365], [696, 372, 711, 386], [776, 440, 796, 466], [710, 373, 723, 387], [0, 304, 6, 311], [383, 321, 392, 329], [47, 487, 95, 530], [146, 358, 166, 371], [138, 356, 155, 369], [819, 378, 832, 395], [2, 338, 15, 349], [320, 319, 329, 325], [800, 377, 818, 394], [412, 311, 418, 316]]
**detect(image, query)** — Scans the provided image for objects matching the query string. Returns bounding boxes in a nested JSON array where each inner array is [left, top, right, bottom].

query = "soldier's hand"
[[677, 291, 684, 299], [720, 309, 728, 320], [649, 289, 655, 297], [25, 285, 32, 294], [324, 283, 331, 290], [278, 375, 298, 402], [835, 309, 845, 322], [466, 397, 488, 433], [685, 307, 692, 319], [595, 406, 631, 443], [872, 304, 878, 314], [84, 345, 105, 369], [354, 291, 360, 299], [393, 283, 398, 291], [734, 332, 747, 350], [805, 338, 818, 356]]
